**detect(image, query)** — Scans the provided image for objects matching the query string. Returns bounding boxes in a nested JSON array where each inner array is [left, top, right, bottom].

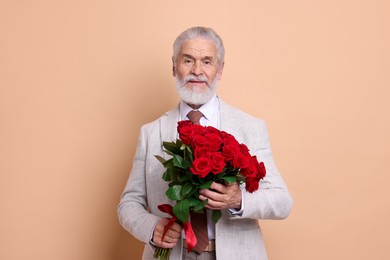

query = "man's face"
[[173, 37, 224, 106]]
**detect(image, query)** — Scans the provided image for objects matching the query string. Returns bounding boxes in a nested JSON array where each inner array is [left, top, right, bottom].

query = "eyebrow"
[[182, 54, 215, 61]]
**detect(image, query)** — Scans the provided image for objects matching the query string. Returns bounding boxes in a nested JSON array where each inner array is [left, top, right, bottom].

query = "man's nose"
[[191, 61, 203, 76]]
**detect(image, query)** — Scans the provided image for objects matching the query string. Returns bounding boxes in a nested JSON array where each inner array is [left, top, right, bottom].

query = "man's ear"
[[172, 57, 176, 77], [217, 62, 225, 80]]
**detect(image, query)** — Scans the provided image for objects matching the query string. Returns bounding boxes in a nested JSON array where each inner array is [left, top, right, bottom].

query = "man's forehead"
[[179, 38, 217, 58]]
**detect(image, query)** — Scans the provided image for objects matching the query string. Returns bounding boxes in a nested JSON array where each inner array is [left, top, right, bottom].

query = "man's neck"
[[187, 103, 203, 109]]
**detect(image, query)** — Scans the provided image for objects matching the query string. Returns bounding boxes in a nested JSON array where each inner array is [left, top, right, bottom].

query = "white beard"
[[176, 75, 218, 105]]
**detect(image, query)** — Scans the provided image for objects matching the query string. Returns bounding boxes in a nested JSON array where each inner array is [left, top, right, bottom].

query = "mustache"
[[183, 75, 208, 83]]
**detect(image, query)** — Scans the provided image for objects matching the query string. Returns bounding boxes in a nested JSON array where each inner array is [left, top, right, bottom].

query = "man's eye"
[[204, 60, 211, 65], [185, 59, 193, 63]]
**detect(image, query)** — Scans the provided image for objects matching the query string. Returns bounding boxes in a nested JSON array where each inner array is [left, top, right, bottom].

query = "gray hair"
[[173, 26, 225, 69]]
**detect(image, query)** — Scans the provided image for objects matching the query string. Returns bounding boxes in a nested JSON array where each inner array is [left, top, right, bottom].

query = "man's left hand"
[[199, 181, 242, 210]]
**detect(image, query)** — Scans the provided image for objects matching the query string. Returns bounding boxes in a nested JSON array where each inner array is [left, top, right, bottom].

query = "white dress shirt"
[[179, 95, 244, 240]]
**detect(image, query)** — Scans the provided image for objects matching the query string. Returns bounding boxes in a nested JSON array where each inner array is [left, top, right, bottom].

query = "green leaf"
[[187, 185, 198, 197], [168, 181, 181, 187], [173, 155, 184, 168], [193, 199, 208, 212], [184, 147, 193, 162], [154, 155, 166, 164], [173, 199, 190, 222], [163, 149, 175, 156], [199, 181, 213, 189], [212, 210, 222, 223], [181, 159, 192, 169], [188, 197, 202, 207], [221, 176, 237, 184], [179, 174, 190, 182], [167, 167, 178, 182], [236, 174, 246, 184], [162, 170, 171, 181], [163, 159, 173, 167], [166, 185, 183, 200], [181, 182, 193, 198], [160, 158, 173, 168], [163, 141, 182, 155]]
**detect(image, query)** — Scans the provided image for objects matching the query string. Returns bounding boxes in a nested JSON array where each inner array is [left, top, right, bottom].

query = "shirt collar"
[[179, 95, 219, 121]]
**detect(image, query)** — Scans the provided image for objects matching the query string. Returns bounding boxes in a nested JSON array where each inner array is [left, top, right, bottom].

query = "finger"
[[162, 233, 180, 243], [209, 182, 226, 193], [199, 191, 224, 208], [200, 188, 224, 202], [165, 228, 181, 239], [157, 219, 182, 233], [156, 238, 178, 248], [153, 219, 181, 242], [170, 222, 183, 233], [204, 199, 224, 210], [202, 185, 241, 209], [154, 231, 180, 248]]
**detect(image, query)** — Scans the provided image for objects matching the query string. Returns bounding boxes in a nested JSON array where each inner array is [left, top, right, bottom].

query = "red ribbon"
[[158, 204, 197, 253]]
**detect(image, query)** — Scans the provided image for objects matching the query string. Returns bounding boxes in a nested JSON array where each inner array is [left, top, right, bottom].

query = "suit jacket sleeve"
[[117, 124, 160, 246], [238, 119, 293, 220]]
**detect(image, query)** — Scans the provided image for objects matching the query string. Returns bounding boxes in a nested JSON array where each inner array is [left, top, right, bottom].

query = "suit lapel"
[[160, 105, 180, 158], [219, 99, 244, 142], [219, 100, 230, 132]]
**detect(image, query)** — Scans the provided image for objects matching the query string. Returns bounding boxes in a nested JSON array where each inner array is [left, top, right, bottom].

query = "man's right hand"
[[152, 218, 182, 248]]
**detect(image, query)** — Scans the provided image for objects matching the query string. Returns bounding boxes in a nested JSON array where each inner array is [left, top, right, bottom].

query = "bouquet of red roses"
[[153, 120, 266, 259]]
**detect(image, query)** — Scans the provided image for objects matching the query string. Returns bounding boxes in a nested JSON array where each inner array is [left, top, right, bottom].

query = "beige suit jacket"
[[118, 99, 293, 260]]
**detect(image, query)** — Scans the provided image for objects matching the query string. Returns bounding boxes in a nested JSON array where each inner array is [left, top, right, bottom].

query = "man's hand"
[[199, 181, 242, 210], [152, 218, 182, 249]]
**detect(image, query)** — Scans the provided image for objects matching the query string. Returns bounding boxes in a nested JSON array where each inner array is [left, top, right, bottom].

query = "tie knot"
[[187, 110, 204, 125]]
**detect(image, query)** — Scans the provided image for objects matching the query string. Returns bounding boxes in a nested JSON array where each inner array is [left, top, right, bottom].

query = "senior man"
[[118, 26, 293, 260]]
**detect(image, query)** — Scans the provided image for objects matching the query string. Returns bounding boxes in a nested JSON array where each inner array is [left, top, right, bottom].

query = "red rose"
[[192, 133, 208, 148], [190, 157, 212, 178], [205, 133, 223, 151], [245, 177, 259, 193], [241, 156, 264, 178], [232, 152, 251, 169], [221, 131, 239, 146], [210, 152, 226, 174], [240, 167, 254, 178], [178, 123, 194, 145], [178, 120, 192, 130], [221, 143, 240, 162], [240, 143, 250, 153], [192, 124, 207, 135], [194, 146, 212, 159], [205, 126, 221, 135], [257, 161, 266, 179], [220, 130, 232, 138]]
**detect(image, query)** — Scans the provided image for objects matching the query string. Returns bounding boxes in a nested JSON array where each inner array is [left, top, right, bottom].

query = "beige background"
[[1, 0, 389, 259]]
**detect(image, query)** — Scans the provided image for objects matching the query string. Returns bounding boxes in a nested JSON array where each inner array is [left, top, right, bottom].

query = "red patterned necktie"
[[190, 211, 209, 254], [187, 110, 203, 125], [187, 109, 209, 254]]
